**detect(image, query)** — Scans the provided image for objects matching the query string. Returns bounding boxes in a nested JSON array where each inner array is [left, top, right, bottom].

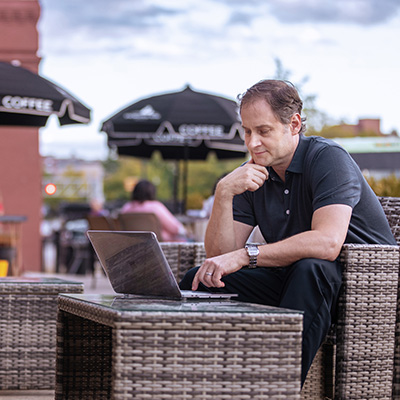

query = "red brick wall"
[[0, 0, 42, 272], [358, 119, 381, 135]]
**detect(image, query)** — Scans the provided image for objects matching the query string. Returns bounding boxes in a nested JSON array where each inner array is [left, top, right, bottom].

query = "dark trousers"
[[179, 258, 343, 385]]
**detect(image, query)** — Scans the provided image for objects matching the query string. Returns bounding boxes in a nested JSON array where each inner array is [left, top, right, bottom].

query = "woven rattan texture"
[[0, 281, 84, 390], [301, 343, 325, 398], [160, 242, 206, 282], [56, 296, 303, 399], [379, 197, 400, 399], [55, 311, 113, 399], [301, 338, 336, 399], [336, 243, 399, 399]]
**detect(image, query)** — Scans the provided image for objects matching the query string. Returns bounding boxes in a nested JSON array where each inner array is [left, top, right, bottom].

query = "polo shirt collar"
[[267, 134, 309, 180], [286, 134, 309, 174]]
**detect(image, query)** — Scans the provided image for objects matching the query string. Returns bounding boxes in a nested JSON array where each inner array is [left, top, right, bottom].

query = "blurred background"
[[1, 0, 399, 277]]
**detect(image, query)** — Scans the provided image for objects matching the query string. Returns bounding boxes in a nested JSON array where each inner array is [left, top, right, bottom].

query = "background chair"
[[117, 212, 164, 242], [87, 215, 119, 231]]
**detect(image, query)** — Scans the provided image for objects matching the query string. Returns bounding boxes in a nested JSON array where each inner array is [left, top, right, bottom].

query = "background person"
[[179, 79, 396, 385], [89, 198, 109, 217], [121, 179, 187, 242]]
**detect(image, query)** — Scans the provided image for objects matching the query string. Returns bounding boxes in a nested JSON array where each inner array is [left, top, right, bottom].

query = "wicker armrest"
[[335, 243, 399, 399]]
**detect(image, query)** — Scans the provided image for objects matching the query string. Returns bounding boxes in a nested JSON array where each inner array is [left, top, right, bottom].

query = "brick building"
[[0, 0, 42, 271], [340, 118, 382, 136]]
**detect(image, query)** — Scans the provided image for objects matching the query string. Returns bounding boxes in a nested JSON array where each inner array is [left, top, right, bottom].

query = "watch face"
[[246, 244, 259, 256]]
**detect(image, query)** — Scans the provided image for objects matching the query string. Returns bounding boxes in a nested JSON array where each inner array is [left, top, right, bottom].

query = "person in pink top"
[[120, 180, 187, 242]]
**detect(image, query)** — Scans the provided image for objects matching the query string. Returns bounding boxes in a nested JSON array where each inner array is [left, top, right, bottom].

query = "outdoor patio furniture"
[[87, 214, 119, 231], [160, 195, 400, 400], [55, 293, 303, 399], [0, 277, 84, 390], [380, 196, 400, 399], [118, 212, 164, 241]]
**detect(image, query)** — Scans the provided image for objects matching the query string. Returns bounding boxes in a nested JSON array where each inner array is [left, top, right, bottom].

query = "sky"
[[37, 0, 400, 161]]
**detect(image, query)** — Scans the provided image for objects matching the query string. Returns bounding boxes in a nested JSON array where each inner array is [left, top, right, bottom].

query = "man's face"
[[241, 98, 298, 170]]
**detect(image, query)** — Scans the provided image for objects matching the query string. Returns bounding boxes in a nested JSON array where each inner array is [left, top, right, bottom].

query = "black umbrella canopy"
[[101, 85, 247, 160], [0, 62, 91, 127]]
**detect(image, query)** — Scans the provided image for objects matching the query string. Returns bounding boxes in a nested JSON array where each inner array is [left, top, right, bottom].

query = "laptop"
[[86, 230, 237, 300]]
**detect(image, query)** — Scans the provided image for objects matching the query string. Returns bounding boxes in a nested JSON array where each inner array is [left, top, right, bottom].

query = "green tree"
[[102, 152, 248, 210], [318, 124, 357, 138], [366, 174, 400, 197], [273, 58, 331, 134]]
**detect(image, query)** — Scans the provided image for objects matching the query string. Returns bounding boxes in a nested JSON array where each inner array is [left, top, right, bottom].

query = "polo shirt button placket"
[[284, 188, 290, 216]]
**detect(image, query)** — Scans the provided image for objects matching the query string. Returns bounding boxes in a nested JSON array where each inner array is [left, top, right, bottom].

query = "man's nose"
[[247, 133, 261, 148]]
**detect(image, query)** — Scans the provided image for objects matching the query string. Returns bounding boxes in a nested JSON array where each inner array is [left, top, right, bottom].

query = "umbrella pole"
[[182, 160, 188, 214], [173, 160, 179, 214], [182, 143, 189, 214]]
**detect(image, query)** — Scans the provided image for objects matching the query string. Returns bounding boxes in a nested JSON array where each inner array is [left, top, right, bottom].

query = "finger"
[[191, 271, 200, 291], [192, 262, 211, 290], [244, 164, 268, 182], [211, 271, 225, 288], [250, 169, 269, 185], [251, 165, 269, 179], [202, 271, 216, 288], [246, 177, 267, 192]]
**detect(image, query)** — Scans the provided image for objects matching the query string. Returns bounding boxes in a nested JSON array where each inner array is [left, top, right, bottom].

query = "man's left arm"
[[192, 203, 351, 289], [255, 203, 352, 267]]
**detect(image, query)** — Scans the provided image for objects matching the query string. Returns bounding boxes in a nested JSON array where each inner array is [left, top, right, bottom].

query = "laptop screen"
[[87, 231, 181, 298]]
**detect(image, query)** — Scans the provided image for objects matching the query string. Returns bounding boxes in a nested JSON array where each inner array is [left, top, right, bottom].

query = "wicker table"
[[56, 294, 303, 400], [0, 277, 84, 390]]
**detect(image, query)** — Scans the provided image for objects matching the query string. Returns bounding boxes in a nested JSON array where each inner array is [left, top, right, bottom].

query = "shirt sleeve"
[[233, 191, 257, 227], [308, 144, 361, 211]]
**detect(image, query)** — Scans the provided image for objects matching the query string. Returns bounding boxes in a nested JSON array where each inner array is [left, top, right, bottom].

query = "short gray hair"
[[238, 79, 307, 134]]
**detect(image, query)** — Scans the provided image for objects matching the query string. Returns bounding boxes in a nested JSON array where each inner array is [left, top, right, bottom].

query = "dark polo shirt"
[[233, 135, 396, 245]]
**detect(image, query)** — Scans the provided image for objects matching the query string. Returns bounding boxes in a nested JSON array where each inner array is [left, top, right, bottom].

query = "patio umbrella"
[[101, 85, 247, 211], [0, 62, 91, 127]]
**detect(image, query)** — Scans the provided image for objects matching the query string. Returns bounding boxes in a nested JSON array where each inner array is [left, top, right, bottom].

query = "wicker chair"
[[161, 196, 400, 399], [381, 197, 400, 399], [87, 214, 119, 230], [118, 212, 164, 242]]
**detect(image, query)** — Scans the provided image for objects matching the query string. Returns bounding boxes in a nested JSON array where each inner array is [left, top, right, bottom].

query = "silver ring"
[[205, 272, 213, 276]]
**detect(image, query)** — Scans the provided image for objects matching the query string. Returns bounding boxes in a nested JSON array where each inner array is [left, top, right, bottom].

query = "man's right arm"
[[204, 162, 269, 257]]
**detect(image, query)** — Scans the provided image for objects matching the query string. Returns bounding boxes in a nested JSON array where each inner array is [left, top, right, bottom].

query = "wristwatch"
[[245, 244, 259, 268]]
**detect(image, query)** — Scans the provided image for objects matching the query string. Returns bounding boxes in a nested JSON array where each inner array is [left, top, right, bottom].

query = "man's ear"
[[290, 113, 302, 135]]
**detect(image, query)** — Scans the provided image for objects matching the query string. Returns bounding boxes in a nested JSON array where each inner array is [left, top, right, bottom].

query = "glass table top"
[[0, 277, 83, 285], [61, 293, 303, 314]]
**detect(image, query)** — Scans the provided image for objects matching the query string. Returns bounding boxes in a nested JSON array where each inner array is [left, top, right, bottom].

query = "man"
[[179, 79, 396, 384]]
